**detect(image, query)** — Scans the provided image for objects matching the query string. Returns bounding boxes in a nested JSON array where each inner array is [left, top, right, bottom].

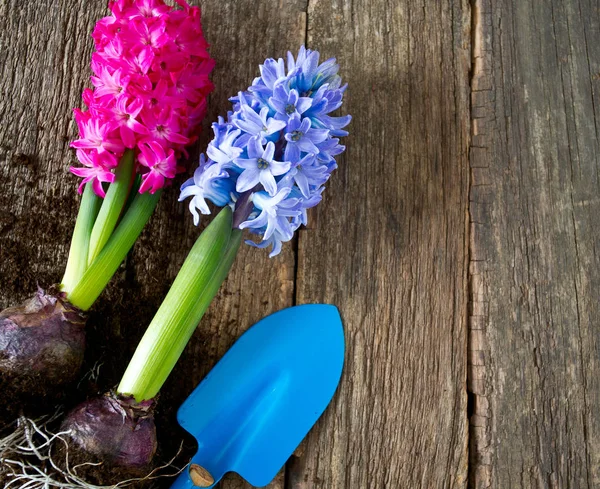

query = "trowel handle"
[[171, 460, 218, 489]]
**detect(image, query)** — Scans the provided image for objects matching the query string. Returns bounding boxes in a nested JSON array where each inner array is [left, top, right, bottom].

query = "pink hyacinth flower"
[[138, 141, 177, 194], [112, 97, 148, 148], [91, 67, 129, 100], [71, 0, 214, 197], [71, 117, 125, 155], [71, 150, 118, 198]]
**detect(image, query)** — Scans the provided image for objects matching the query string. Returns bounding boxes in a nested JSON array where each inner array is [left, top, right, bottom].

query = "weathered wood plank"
[[0, 0, 130, 404], [0, 0, 108, 312], [288, 1, 471, 487], [469, 0, 600, 487], [124, 2, 307, 489]]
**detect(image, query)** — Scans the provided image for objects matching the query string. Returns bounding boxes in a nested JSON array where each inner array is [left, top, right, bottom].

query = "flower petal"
[[236, 167, 261, 193]]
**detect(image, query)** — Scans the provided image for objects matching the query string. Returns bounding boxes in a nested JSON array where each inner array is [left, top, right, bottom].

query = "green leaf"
[[66, 190, 161, 311], [87, 150, 135, 266], [61, 182, 101, 295]]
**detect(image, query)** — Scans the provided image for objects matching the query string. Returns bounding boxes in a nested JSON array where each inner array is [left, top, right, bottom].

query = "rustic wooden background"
[[0, 0, 598, 488]]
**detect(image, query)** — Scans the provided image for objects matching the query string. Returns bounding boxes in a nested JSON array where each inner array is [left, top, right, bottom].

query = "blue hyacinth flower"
[[179, 45, 351, 256]]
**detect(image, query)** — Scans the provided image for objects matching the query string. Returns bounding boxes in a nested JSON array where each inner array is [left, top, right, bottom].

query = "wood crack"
[[467, 0, 492, 487]]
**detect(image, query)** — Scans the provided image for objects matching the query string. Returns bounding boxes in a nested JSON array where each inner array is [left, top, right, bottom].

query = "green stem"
[[61, 183, 101, 294], [87, 150, 135, 266], [66, 190, 162, 311], [118, 208, 240, 402]]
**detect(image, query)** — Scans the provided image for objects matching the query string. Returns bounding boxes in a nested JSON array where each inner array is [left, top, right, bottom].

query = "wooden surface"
[[469, 0, 600, 488], [0, 1, 598, 489], [288, 0, 471, 488]]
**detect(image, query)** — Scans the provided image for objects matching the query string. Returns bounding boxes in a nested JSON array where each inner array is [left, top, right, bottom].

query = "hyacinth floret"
[[179, 46, 351, 257], [71, 0, 214, 197]]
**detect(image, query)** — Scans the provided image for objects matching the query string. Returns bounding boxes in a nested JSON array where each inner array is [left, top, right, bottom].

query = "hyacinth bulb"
[[0, 289, 86, 406], [61, 392, 157, 468]]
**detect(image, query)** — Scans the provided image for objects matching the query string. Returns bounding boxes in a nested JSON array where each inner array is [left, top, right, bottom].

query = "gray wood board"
[[287, 0, 471, 487], [469, 0, 600, 487]]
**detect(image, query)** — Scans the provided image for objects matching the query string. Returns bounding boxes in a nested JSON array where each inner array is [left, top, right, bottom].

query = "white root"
[[77, 361, 104, 389], [0, 413, 184, 489]]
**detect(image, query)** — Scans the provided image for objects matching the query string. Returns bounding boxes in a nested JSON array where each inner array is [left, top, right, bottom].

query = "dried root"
[[0, 413, 184, 488]]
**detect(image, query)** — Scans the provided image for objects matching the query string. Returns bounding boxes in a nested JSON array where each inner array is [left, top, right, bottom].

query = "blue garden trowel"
[[170, 304, 345, 489]]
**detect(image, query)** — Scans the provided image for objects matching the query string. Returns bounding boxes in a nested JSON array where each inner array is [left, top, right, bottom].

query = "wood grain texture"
[[469, 0, 600, 487], [0, 0, 108, 310], [287, 1, 471, 487]]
